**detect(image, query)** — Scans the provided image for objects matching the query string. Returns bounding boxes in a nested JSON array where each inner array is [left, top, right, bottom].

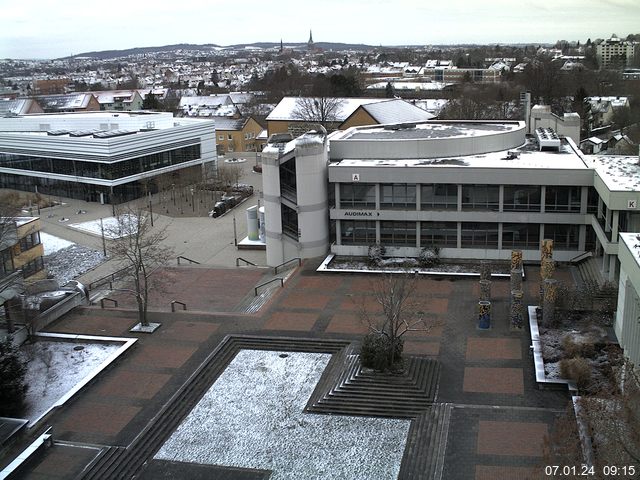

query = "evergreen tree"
[[142, 92, 160, 110], [385, 82, 395, 98], [0, 337, 28, 417]]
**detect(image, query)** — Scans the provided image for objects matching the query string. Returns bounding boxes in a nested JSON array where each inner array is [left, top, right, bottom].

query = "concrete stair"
[[577, 256, 604, 287], [306, 355, 441, 419], [398, 403, 452, 480]]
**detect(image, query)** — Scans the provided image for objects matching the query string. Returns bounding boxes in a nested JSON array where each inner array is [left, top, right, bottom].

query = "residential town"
[[0, 27, 639, 479]]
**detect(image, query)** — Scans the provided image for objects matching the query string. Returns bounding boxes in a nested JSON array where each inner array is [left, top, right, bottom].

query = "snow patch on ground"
[[40, 232, 75, 255], [45, 245, 105, 285], [155, 350, 410, 479], [21, 341, 121, 425], [68, 215, 138, 239]]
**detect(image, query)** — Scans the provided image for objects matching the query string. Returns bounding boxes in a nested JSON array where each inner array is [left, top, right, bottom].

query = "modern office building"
[[0, 111, 217, 203], [261, 119, 640, 285]]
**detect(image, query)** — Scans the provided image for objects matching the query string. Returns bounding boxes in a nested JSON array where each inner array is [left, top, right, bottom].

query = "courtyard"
[[0, 257, 573, 480]]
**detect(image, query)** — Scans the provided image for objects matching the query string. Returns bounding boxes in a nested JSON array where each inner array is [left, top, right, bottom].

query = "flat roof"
[[340, 121, 522, 141], [332, 137, 589, 171], [620, 233, 640, 268], [584, 155, 640, 192]]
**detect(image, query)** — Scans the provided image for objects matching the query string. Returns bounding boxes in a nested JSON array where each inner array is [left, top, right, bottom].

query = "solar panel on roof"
[[92, 130, 137, 139]]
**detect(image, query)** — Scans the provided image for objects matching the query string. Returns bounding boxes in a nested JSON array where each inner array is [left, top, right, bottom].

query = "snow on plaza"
[[155, 350, 411, 479], [21, 340, 122, 425], [68, 214, 140, 239]]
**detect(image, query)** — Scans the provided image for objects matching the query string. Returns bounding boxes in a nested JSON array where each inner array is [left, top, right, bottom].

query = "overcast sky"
[[2, 0, 639, 59]]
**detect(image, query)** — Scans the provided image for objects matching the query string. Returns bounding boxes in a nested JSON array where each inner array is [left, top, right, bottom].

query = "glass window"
[[281, 204, 298, 239], [341, 220, 376, 245], [421, 184, 457, 210], [420, 222, 457, 247], [339, 183, 376, 209], [461, 185, 499, 211], [19, 231, 40, 252], [502, 223, 540, 249], [545, 186, 581, 212], [380, 221, 416, 246], [544, 224, 579, 250], [503, 186, 541, 212], [380, 183, 416, 210], [461, 222, 499, 248]]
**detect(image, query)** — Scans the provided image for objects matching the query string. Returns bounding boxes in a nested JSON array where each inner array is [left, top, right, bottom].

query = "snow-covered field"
[[40, 232, 74, 255], [44, 244, 105, 285], [155, 350, 410, 479], [21, 340, 122, 425], [68, 215, 139, 239]]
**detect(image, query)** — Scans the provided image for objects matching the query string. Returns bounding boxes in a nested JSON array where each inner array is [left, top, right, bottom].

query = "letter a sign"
[[352, 174, 360, 182]]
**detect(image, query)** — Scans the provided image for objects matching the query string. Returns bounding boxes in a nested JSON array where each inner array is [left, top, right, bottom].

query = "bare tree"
[[291, 96, 345, 133], [543, 357, 640, 477], [359, 273, 438, 370], [107, 206, 173, 326]]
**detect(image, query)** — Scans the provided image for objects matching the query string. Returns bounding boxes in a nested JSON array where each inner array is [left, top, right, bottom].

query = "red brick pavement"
[[97, 371, 172, 400], [60, 403, 141, 437], [463, 367, 525, 395], [475, 465, 540, 480], [28, 444, 98, 479], [476, 420, 548, 457], [325, 313, 369, 335], [263, 311, 319, 331], [466, 337, 522, 360], [47, 314, 136, 337], [128, 344, 198, 369], [280, 293, 331, 310], [155, 321, 219, 343], [295, 276, 344, 291]]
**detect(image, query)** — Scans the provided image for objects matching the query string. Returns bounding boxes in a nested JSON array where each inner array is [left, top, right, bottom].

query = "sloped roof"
[[266, 97, 390, 122], [92, 90, 140, 104], [179, 95, 233, 108], [0, 98, 40, 115], [211, 116, 248, 131], [36, 93, 95, 110], [358, 99, 435, 124]]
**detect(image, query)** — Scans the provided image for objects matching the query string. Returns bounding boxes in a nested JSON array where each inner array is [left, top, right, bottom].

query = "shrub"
[[418, 246, 440, 268], [360, 333, 403, 371], [367, 244, 386, 267], [559, 357, 592, 390], [0, 337, 28, 417]]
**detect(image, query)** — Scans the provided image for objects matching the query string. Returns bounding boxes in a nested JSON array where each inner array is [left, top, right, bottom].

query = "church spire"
[[308, 29, 313, 44]]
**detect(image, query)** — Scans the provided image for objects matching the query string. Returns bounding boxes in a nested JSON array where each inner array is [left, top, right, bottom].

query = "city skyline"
[[2, 0, 640, 59]]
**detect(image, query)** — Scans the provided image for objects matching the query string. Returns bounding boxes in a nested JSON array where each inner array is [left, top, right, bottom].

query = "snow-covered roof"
[[584, 155, 640, 192], [620, 233, 640, 268], [180, 95, 233, 108], [0, 98, 38, 115], [36, 93, 95, 110], [333, 136, 588, 171], [359, 99, 435, 124], [266, 97, 391, 122], [92, 90, 139, 104], [211, 116, 248, 131], [587, 96, 629, 109]]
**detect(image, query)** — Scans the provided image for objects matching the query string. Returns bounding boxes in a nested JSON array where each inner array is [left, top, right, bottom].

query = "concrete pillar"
[[541, 238, 553, 261], [246, 206, 259, 241], [479, 280, 491, 302], [542, 279, 558, 326], [478, 301, 491, 329], [480, 260, 492, 281], [510, 289, 525, 331], [511, 269, 523, 292], [510, 250, 523, 271]]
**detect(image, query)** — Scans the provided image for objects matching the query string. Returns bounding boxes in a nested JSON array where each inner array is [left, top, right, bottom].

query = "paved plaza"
[[1, 256, 571, 479], [0, 173, 572, 479]]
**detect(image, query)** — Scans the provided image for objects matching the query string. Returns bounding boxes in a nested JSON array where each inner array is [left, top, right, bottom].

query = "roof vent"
[[535, 127, 561, 151]]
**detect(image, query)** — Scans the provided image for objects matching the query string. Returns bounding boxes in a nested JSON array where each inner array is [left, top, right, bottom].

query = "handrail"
[[171, 300, 187, 312], [100, 298, 118, 309], [569, 251, 593, 264], [236, 257, 257, 267], [177, 256, 200, 265], [254, 278, 283, 296], [88, 266, 130, 291], [274, 257, 301, 274]]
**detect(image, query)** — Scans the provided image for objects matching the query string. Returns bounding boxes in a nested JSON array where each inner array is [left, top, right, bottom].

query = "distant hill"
[[65, 41, 379, 59]]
